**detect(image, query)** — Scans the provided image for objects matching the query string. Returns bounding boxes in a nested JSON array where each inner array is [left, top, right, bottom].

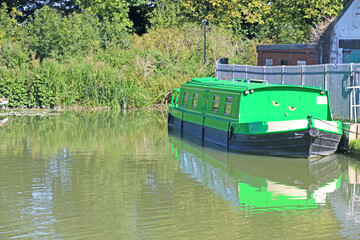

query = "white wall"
[[330, 0, 360, 63]]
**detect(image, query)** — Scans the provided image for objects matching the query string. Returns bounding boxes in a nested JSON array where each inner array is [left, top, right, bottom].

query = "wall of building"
[[258, 48, 319, 66], [330, 0, 360, 63]]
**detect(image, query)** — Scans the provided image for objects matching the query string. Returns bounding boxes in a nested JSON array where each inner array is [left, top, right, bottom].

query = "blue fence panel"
[[264, 66, 282, 84], [283, 66, 302, 85], [303, 65, 325, 89], [247, 66, 265, 80]]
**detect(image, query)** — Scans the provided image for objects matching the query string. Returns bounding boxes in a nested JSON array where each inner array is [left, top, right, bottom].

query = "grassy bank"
[[0, 25, 257, 109], [349, 139, 360, 156]]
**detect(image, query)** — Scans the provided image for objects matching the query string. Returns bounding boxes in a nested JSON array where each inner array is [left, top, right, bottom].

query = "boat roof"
[[183, 77, 323, 92]]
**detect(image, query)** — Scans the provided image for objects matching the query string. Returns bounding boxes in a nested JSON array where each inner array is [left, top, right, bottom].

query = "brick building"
[[256, 44, 320, 66]]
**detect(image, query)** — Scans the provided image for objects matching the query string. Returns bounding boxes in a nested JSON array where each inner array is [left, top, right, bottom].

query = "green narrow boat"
[[168, 77, 343, 158]]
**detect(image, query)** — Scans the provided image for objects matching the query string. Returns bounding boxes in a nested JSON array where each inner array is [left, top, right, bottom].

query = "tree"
[[147, 0, 185, 29], [180, 0, 270, 35], [25, 6, 100, 60], [259, 0, 350, 43], [128, 0, 153, 35], [0, 3, 30, 69], [76, 0, 132, 47], [76, 0, 131, 24], [2, 0, 79, 22], [147, 0, 270, 36], [0, 3, 23, 44]]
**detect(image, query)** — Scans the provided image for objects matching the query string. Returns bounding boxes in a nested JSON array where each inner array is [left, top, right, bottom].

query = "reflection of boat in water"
[[0, 98, 9, 105], [0, 117, 8, 127], [0, 97, 9, 127], [169, 133, 341, 211]]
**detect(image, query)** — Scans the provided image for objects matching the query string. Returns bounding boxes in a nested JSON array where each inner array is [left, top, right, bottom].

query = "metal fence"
[[215, 60, 360, 121]]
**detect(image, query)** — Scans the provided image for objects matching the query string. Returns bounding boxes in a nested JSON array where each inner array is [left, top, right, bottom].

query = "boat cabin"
[[170, 77, 333, 124]]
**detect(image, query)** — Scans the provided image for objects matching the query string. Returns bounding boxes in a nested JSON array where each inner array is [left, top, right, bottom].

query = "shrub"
[[24, 7, 101, 61], [0, 21, 258, 109], [349, 139, 360, 152]]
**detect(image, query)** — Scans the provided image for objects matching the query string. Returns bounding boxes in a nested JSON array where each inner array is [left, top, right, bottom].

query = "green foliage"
[[148, 0, 185, 29], [0, 68, 31, 107], [25, 7, 101, 61], [147, 0, 349, 42], [128, 0, 153, 34], [206, 26, 257, 65], [0, 0, 352, 109], [77, 0, 133, 46], [0, 4, 31, 70], [99, 18, 131, 49], [0, 3, 23, 44], [2, 0, 79, 22], [0, 40, 31, 69], [147, 0, 270, 35], [181, 0, 270, 35], [259, 0, 349, 43], [257, 21, 305, 44], [349, 139, 360, 152], [0, 21, 258, 109]]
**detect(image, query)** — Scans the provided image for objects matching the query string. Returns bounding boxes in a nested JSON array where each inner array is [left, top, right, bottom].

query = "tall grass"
[[0, 24, 257, 109]]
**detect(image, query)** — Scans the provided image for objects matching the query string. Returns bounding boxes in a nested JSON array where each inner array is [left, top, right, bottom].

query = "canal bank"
[[345, 123, 360, 156], [338, 123, 360, 154]]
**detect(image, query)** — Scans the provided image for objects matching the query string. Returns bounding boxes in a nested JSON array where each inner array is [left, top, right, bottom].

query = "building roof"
[[318, 0, 355, 43], [256, 43, 319, 51], [333, 0, 355, 27]]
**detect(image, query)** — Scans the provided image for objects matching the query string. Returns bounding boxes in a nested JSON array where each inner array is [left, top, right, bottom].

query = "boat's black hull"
[[229, 129, 341, 158], [168, 114, 342, 158]]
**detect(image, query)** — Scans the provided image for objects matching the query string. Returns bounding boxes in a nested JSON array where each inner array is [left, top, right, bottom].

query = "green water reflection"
[[0, 111, 171, 239], [0, 110, 359, 239], [170, 134, 341, 211]]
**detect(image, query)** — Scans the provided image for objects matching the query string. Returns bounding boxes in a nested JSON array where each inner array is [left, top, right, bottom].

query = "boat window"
[[192, 92, 199, 109], [182, 91, 189, 107], [176, 93, 179, 105], [212, 95, 220, 113], [171, 89, 180, 106], [173, 91, 178, 104], [224, 97, 233, 115]]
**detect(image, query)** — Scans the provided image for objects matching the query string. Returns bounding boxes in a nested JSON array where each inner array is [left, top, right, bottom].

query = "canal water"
[[0, 110, 360, 239]]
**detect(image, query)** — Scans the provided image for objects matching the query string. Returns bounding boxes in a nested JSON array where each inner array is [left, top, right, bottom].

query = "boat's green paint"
[[169, 77, 342, 135], [169, 135, 342, 211]]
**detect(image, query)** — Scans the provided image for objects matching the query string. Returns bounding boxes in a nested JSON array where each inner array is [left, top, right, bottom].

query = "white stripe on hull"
[[266, 119, 309, 133], [314, 119, 340, 133]]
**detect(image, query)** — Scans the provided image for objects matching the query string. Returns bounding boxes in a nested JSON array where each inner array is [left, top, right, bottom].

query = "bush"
[[0, 40, 31, 69], [0, 13, 258, 109], [25, 7, 101, 61], [349, 139, 360, 152]]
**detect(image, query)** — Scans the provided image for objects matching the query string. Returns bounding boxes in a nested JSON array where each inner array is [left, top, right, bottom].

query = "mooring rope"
[[315, 118, 359, 135]]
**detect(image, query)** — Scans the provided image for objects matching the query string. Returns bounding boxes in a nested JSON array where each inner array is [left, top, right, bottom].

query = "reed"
[[0, 24, 257, 109], [349, 139, 360, 152]]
